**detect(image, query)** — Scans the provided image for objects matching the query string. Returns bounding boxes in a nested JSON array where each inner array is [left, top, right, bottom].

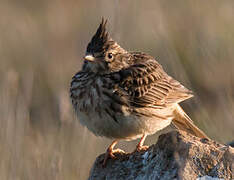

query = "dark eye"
[[108, 53, 113, 59]]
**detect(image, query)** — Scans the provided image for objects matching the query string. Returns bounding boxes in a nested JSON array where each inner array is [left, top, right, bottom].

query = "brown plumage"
[[70, 18, 208, 166]]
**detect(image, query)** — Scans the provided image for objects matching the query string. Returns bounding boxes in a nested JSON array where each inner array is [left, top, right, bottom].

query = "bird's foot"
[[135, 145, 149, 152], [134, 134, 148, 152], [102, 148, 125, 167]]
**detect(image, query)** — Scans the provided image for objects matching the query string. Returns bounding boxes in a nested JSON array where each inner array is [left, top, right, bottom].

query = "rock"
[[88, 131, 234, 180]]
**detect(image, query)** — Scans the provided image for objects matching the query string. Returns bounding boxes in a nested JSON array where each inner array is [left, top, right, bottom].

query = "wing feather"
[[115, 57, 193, 108]]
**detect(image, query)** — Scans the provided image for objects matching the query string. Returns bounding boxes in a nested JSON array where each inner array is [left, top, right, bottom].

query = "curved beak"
[[84, 55, 95, 62]]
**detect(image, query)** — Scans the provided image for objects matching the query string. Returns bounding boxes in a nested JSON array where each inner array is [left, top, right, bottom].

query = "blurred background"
[[0, 0, 234, 179]]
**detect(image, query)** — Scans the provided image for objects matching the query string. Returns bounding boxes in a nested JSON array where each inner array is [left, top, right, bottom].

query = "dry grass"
[[0, 1, 234, 179]]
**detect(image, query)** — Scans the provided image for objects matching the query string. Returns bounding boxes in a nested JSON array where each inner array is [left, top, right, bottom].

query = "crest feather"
[[87, 18, 111, 53]]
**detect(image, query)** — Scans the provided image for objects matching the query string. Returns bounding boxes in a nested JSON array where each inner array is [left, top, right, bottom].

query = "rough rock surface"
[[89, 131, 233, 180]]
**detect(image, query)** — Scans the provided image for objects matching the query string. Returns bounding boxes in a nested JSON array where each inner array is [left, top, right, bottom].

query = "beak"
[[84, 55, 95, 62]]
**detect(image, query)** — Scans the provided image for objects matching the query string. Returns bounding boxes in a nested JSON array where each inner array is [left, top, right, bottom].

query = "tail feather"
[[172, 104, 209, 139]]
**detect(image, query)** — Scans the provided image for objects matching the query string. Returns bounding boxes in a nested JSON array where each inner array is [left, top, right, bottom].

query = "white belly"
[[75, 104, 173, 140]]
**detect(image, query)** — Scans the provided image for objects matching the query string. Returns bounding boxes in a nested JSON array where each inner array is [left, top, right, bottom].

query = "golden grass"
[[0, 1, 234, 179]]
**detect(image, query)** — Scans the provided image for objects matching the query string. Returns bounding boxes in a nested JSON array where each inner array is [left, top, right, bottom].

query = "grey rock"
[[89, 131, 234, 180], [196, 175, 224, 180]]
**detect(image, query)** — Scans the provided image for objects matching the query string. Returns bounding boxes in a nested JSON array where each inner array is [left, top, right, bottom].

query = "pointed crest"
[[87, 18, 111, 53]]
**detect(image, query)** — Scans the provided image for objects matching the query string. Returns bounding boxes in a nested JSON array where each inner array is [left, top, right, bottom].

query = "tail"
[[172, 104, 209, 139]]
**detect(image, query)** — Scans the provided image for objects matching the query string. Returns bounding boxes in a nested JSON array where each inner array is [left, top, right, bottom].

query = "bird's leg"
[[135, 134, 149, 152], [102, 140, 125, 167]]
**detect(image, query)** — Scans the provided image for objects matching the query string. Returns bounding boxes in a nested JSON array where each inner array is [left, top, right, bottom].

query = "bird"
[[70, 18, 208, 166]]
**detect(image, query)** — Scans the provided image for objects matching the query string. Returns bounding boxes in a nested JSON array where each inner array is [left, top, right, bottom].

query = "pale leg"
[[103, 140, 125, 167], [135, 134, 149, 152]]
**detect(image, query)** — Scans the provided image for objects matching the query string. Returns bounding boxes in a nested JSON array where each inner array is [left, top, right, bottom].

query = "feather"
[[115, 56, 193, 108], [172, 105, 209, 139]]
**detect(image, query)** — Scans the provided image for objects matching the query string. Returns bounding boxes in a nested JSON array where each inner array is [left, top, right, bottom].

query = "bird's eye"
[[108, 53, 113, 59]]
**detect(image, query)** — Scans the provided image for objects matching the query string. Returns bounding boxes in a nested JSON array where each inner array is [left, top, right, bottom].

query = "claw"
[[102, 140, 125, 167], [136, 145, 149, 152], [134, 134, 148, 152]]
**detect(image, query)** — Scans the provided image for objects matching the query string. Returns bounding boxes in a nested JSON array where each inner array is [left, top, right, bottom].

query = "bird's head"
[[82, 18, 130, 74]]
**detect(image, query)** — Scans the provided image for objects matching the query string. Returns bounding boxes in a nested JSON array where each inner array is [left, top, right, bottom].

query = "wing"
[[115, 58, 193, 109]]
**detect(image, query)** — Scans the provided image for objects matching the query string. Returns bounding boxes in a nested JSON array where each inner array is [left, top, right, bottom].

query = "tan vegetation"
[[0, 1, 233, 179]]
